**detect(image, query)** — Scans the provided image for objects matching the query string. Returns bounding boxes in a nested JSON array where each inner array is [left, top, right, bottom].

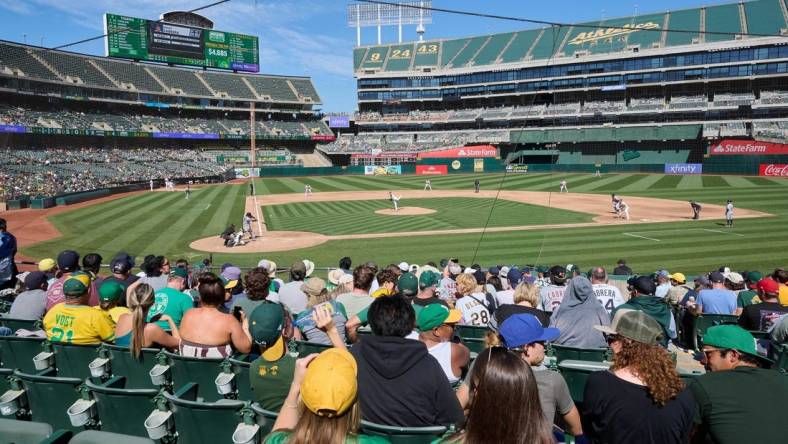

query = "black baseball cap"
[[709, 271, 726, 284], [0, 218, 6, 229], [57, 250, 80, 273], [24, 271, 48, 290], [627, 275, 656, 295]]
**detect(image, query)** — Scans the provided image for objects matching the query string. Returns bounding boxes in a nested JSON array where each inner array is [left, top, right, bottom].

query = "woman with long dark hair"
[[114, 281, 180, 358], [445, 346, 553, 444], [583, 309, 695, 443]]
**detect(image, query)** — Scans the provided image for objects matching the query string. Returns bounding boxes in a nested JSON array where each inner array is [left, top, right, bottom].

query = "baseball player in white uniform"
[[304, 184, 313, 197], [619, 200, 630, 220], [390, 192, 401, 211], [612, 194, 622, 215], [725, 200, 734, 227], [559, 180, 568, 193], [149, 179, 154, 191], [424, 179, 432, 191]]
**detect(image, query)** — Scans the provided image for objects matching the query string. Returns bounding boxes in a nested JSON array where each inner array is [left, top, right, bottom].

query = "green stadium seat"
[[500, 29, 542, 63], [771, 343, 788, 373], [0, 317, 41, 332], [744, 0, 787, 37], [160, 350, 226, 402], [69, 430, 155, 444], [250, 402, 279, 437], [12, 369, 84, 432], [447, 36, 487, 68], [221, 358, 253, 401], [558, 359, 610, 403], [704, 3, 741, 43], [82, 377, 159, 437], [0, 367, 11, 393], [472, 32, 514, 66], [100, 344, 161, 389], [0, 336, 46, 373], [665, 9, 700, 46], [0, 418, 72, 444], [293, 340, 332, 357], [691, 314, 739, 351], [50, 342, 100, 380], [360, 420, 448, 444], [456, 325, 488, 355], [157, 389, 247, 444], [547, 343, 611, 363]]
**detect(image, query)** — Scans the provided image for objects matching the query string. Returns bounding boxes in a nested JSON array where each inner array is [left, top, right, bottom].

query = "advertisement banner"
[[328, 116, 350, 128], [0, 125, 25, 133], [473, 159, 484, 173], [759, 164, 788, 177], [311, 134, 336, 142], [152, 132, 220, 140], [664, 163, 703, 175], [710, 139, 788, 155], [506, 164, 529, 174], [416, 165, 448, 175], [364, 165, 402, 176], [418, 145, 498, 159], [234, 168, 259, 179]]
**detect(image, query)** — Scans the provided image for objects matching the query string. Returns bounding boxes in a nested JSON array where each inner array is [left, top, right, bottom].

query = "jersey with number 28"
[[455, 294, 491, 326], [43, 303, 116, 345]]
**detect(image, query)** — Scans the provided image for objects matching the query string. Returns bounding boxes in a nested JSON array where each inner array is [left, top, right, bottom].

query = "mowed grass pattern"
[[18, 172, 788, 274], [263, 197, 593, 235]]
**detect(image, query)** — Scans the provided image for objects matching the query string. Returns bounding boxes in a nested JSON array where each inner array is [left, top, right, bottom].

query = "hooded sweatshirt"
[[550, 276, 611, 348], [350, 335, 464, 427], [614, 296, 673, 346]]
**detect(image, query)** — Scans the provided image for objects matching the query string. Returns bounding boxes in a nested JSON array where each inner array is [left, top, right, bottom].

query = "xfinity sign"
[[664, 163, 702, 175]]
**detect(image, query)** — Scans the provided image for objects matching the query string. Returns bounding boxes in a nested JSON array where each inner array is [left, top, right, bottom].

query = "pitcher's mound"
[[375, 207, 436, 216]]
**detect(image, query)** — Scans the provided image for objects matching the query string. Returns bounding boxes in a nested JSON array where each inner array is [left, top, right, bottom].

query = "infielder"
[[725, 200, 734, 227], [390, 192, 401, 211], [559, 180, 568, 193], [424, 179, 432, 191], [474, 179, 480, 193], [619, 200, 630, 220], [304, 184, 313, 197], [690, 201, 702, 220], [612, 194, 622, 214]]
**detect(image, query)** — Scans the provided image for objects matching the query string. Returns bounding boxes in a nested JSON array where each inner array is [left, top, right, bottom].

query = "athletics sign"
[[568, 22, 660, 46], [759, 164, 788, 177], [710, 139, 788, 155]]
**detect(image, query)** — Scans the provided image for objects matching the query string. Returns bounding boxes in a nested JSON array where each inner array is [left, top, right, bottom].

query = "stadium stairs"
[[296, 152, 333, 167]]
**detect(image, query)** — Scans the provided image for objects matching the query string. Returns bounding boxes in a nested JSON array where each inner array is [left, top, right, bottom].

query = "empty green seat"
[[558, 360, 611, 403], [0, 418, 72, 444], [69, 430, 154, 444], [772, 343, 788, 373], [0, 336, 46, 373], [223, 358, 253, 401], [360, 420, 448, 444], [50, 342, 100, 379], [455, 325, 488, 340], [548, 344, 611, 363], [101, 344, 161, 389], [250, 402, 279, 437], [692, 314, 739, 351], [293, 340, 331, 357], [158, 389, 246, 444], [13, 369, 83, 432], [161, 351, 225, 402], [0, 317, 41, 332], [83, 378, 159, 437], [0, 367, 11, 393]]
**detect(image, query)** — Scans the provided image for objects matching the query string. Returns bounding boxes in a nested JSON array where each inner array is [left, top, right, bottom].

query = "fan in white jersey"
[[454, 273, 492, 326], [539, 265, 568, 312], [589, 266, 626, 315]]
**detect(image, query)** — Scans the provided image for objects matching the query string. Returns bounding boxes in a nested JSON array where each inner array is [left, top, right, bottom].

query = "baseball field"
[[11, 172, 788, 274]]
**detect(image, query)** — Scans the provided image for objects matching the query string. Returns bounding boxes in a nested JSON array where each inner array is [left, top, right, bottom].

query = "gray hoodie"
[[550, 276, 611, 348]]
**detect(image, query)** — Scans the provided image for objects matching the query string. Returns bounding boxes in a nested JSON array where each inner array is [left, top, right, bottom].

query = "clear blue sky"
[[0, 0, 735, 112]]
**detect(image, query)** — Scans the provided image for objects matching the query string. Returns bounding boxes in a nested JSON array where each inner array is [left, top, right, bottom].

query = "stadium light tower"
[[347, 1, 432, 46]]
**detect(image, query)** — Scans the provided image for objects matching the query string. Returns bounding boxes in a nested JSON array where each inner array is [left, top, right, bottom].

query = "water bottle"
[[294, 301, 336, 329]]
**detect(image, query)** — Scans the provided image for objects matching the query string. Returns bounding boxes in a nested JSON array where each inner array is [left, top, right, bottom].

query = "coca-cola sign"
[[710, 139, 788, 155], [760, 164, 788, 177]]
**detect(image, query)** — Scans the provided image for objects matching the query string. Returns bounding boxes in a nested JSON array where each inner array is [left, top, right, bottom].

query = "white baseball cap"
[[398, 262, 410, 272], [303, 259, 315, 278]]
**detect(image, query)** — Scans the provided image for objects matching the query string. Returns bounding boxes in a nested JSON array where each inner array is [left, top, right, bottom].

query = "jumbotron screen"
[[104, 13, 259, 72]]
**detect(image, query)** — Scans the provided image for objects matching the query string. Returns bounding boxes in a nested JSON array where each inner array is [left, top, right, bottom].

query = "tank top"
[[428, 341, 458, 383], [115, 330, 132, 347]]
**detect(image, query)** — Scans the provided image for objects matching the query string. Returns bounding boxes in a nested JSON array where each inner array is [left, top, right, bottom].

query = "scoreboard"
[[104, 13, 259, 72]]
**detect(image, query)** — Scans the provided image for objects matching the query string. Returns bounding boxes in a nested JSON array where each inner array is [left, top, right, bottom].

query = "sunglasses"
[[604, 334, 621, 345]]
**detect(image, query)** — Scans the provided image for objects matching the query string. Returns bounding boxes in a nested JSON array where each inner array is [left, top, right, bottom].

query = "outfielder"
[[474, 179, 480, 193], [390, 192, 401, 211], [559, 180, 568, 193], [725, 200, 734, 227], [149, 179, 154, 191], [424, 179, 432, 191], [185, 184, 190, 200]]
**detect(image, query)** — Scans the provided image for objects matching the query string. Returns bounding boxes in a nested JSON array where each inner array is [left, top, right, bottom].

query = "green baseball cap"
[[170, 268, 188, 279], [248, 303, 284, 348], [417, 304, 462, 332], [595, 309, 663, 346], [536, 265, 549, 274], [745, 271, 762, 285], [99, 281, 125, 302], [398, 272, 418, 297], [703, 325, 764, 360], [419, 271, 439, 290], [63, 275, 89, 297]]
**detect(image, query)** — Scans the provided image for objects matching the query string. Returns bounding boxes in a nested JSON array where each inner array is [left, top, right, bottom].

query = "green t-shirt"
[[690, 366, 788, 444], [250, 352, 297, 412], [147, 287, 194, 330], [264, 431, 389, 444], [736, 290, 759, 308]]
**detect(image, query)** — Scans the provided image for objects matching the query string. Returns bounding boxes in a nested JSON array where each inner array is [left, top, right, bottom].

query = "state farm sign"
[[710, 139, 788, 155], [759, 164, 788, 177], [418, 145, 498, 159]]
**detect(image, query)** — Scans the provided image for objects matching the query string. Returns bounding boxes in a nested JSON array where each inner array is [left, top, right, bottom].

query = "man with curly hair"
[[582, 309, 695, 444]]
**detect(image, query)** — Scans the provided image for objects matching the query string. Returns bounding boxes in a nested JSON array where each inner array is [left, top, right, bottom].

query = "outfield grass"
[[263, 197, 593, 235], [19, 172, 788, 274]]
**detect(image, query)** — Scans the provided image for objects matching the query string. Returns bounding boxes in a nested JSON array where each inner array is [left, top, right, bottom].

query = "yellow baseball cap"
[[669, 272, 686, 284], [301, 348, 357, 417], [38, 258, 56, 272]]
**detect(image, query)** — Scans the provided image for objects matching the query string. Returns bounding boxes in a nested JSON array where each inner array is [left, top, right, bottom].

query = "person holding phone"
[[114, 281, 181, 357]]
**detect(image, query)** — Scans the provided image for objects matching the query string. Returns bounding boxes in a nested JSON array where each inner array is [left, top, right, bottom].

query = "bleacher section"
[[354, 0, 788, 73], [0, 41, 321, 106], [712, 93, 756, 107], [320, 130, 509, 153]]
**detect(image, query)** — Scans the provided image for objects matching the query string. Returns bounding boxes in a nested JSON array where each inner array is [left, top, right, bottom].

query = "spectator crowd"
[[0, 240, 786, 443]]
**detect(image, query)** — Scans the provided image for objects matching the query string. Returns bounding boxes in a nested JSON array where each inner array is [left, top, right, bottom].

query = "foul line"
[[623, 232, 661, 242], [624, 227, 746, 242], [700, 228, 745, 237]]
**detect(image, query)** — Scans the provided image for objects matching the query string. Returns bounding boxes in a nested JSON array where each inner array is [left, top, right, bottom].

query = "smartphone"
[[233, 306, 243, 322], [150, 313, 163, 323]]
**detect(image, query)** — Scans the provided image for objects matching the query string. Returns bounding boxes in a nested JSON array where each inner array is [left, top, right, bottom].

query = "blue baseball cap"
[[507, 268, 523, 287], [500, 314, 560, 349]]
